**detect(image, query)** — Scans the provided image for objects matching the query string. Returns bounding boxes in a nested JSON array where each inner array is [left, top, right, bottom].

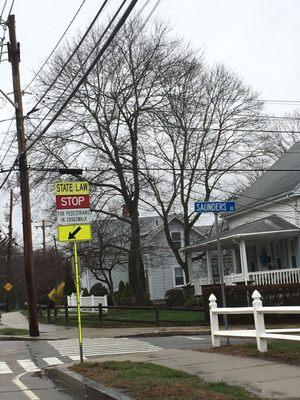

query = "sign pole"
[[214, 212, 229, 341], [73, 241, 84, 363]]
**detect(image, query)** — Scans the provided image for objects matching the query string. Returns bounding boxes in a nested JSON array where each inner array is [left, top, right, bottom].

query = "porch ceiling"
[[182, 215, 300, 252]]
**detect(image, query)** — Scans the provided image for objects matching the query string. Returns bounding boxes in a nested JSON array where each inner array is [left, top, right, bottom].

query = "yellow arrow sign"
[[58, 224, 92, 242], [4, 282, 13, 292]]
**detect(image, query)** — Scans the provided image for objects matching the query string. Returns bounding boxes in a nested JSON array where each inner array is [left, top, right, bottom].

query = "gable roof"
[[141, 214, 207, 242], [232, 141, 300, 213], [93, 214, 207, 243]]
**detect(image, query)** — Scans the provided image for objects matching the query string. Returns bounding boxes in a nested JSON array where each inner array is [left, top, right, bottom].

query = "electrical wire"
[[26, 0, 139, 151], [23, 0, 86, 91], [25, 0, 128, 145], [27, 0, 110, 116], [0, 117, 14, 153]]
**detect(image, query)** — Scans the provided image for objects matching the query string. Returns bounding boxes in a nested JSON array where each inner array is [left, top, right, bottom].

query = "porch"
[[183, 215, 300, 295]]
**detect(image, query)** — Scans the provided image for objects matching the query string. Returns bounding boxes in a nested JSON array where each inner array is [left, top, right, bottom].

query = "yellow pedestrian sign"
[[4, 282, 13, 292], [58, 224, 91, 242]]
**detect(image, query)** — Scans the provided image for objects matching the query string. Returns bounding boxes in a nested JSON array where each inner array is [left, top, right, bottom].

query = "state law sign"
[[55, 181, 92, 242], [55, 181, 91, 225]]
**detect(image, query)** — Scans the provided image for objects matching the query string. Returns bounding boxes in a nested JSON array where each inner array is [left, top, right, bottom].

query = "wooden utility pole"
[[36, 220, 50, 256], [7, 14, 39, 336], [5, 189, 13, 312]]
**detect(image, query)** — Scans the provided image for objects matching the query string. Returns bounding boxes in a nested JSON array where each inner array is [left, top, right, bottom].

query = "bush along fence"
[[209, 290, 300, 352], [203, 283, 300, 324], [37, 303, 205, 327]]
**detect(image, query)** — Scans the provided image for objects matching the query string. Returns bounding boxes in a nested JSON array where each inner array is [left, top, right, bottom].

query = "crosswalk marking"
[[48, 337, 162, 359], [17, 359, 40, 372], [181, 336, 205, 341], [0, 361, 12, 374], [43, 357, 63, 366]]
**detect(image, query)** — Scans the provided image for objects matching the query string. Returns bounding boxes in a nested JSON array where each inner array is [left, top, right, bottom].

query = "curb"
[[46, 364, 133, 400], [0, 329, 210, 341]]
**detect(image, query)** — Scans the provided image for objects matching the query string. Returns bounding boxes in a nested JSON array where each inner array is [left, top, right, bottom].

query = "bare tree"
[[140, 62, 265, 281], [80, 216, 130, 305], [30, 20, 187, 304]]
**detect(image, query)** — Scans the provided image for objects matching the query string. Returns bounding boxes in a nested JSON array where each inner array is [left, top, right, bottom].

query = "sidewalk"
[[88, 348, 300, 399], [0, 311, 210, 340], [3, 312, 300, 398]]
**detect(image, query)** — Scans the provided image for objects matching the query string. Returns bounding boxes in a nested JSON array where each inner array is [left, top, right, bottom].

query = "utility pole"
[[6, 189, 13, 312], [36, 220, 50, 256], [7, 14, 39, 336]]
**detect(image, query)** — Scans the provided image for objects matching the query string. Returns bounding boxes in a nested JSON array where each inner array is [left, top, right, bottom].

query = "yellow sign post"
[[73, 241, 83, 363]]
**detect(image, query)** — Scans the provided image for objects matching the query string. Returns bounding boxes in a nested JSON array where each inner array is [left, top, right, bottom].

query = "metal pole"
[[214, 213, 229, 336], [7, 15, 39, 336], [73, 241, 83, 363]]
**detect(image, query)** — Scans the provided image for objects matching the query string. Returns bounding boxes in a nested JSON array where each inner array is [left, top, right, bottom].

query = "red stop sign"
[[56, 194, 90, 209]]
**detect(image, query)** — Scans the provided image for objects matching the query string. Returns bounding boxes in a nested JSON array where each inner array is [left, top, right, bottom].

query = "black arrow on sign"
[[68, 226, 82, 240]]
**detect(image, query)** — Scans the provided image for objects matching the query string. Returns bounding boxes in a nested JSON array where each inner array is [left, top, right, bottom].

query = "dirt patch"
[[203, 341, 300, 367]]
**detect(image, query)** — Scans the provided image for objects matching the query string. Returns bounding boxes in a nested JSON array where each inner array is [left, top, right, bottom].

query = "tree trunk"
[[128, 211, 147, 305]]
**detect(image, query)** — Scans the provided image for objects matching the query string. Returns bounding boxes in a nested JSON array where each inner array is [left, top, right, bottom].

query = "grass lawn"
[[36, 308, 205, 328], [0, 327, 29, 335], [71, 361, 263, 400], [207, 340, 300, 366]]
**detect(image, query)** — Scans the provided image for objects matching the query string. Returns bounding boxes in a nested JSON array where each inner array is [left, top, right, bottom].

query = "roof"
[[182, 215, 300, 251], [232, 141, 300, 213], [93, 214, 207, 242]]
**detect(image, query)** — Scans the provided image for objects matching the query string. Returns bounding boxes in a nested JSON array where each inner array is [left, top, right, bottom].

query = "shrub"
[[81, 287, 89, 296], [165, 288, 185, 307], [184, 295, 202, 308], [118, 280, 125, 294], [90, 283, 108, 296], [48, 282, 65, 305]]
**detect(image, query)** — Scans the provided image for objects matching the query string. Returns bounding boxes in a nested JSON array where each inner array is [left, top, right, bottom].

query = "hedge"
[[202, 283, 300, 324]]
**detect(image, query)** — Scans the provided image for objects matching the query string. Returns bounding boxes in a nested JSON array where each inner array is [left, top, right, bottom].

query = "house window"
[[171, 231, 182, 249], [173, 267, 185, 286], [290, 238, 297, 268]]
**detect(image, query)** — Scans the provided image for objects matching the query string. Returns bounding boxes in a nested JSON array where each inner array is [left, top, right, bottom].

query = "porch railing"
[[249, 268, 300, 285]]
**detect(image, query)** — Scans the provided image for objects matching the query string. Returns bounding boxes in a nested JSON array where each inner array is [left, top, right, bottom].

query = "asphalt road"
[[0, 334, 255, 399]]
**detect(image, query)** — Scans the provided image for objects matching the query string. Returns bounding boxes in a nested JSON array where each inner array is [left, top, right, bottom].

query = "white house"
[[82, 215, 206, 301], [183, 141, 300, 295]]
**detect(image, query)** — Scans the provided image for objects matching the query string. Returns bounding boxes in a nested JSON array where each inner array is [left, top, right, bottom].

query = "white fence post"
[[252, 290, 267, 352], [209, 294, 220, 347]]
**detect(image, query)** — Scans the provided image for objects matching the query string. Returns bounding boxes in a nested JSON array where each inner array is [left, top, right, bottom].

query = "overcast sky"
[[1, 0, 300, 247]]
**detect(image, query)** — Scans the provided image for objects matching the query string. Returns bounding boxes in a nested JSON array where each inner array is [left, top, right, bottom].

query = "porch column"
[[232, 249, 237, 274], [239, 240, 249, 284], [206, 250, 213, 284], [187, 251, 193, 284]]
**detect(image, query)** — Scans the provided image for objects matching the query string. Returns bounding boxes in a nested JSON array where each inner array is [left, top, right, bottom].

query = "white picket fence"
[[209, 290, 300, 352], [67, 294, 108, 312]]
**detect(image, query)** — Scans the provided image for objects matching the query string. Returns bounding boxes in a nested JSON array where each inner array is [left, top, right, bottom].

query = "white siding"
[[229, 199, 297, 229]]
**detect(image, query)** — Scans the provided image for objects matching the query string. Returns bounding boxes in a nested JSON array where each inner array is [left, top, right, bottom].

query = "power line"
[[26, 0, 139, 151], [23, 0, 86, 91], [25, 0, 128, 145], [27, 0, 110, 116]]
